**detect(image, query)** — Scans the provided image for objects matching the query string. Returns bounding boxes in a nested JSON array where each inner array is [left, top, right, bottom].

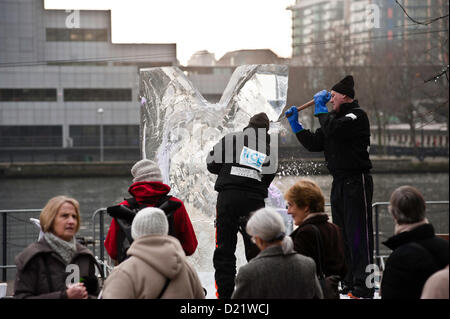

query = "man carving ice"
[[206, 112, 277, 299], [285, 75, 374, 298]]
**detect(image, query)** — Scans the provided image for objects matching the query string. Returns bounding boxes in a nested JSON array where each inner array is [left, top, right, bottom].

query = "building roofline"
[[43, 0, 112, 13], [287, 0, 329, 11]]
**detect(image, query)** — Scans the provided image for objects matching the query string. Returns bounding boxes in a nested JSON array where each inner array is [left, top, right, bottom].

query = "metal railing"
[[1, 209, 42, 281], [2, 201, 449, 282], [91, 208, 108, 276], [86, 200, 450, 271], [0, 208, 109, 282], [372, 201, 449, 267]]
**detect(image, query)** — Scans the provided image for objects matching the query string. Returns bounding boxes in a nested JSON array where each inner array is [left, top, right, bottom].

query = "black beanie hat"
[[248, 112, 270, 129], [331, 75, 355, 99]]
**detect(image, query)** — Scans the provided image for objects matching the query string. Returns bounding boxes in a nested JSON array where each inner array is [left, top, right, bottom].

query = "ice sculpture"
[[138, 65, 291, 276], [139, 64, 289, 218]]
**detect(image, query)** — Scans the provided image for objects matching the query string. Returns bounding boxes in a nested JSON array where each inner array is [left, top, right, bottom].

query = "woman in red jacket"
[[104, 159, 198, 263]]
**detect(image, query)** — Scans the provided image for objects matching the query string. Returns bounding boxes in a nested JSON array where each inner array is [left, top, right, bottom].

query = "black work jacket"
[[296, 100, 372, 177], [206, 126, 276, 199]]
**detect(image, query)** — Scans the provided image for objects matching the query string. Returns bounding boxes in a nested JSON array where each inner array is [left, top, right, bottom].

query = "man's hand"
[[314, 90, 331, 116], [285, 106, 304, 134]]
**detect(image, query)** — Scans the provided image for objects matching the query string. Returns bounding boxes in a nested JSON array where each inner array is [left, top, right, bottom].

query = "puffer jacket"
[[14, 238, 100, 299], [101, 235, 205, 299]]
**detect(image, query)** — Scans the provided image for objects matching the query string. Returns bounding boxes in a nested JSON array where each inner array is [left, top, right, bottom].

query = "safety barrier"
[[372, 201, 449, 270], [1, 201, 449, 282]]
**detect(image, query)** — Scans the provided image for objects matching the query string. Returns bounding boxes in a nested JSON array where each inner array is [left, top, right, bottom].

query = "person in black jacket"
[[381, 186, 449, 299], [285, 179, 347, 282], [206, 112, 277, 299], [285, 75, 374, 298]]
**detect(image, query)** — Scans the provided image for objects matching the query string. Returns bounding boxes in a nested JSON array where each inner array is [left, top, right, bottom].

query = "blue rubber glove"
[[314, 90, 331, 116], [285, 106, 304, 133]]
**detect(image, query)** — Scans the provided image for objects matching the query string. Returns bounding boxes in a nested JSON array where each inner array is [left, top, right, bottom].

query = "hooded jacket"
[[296, 100, 372, 177], [101, 235, 205, 299], [206, 126, 277, 199], [14, 237, 100, 299], [104, 181, 198, 260]]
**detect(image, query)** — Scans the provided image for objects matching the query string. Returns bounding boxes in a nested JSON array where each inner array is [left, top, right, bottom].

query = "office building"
[[0, 0, 177, 162]]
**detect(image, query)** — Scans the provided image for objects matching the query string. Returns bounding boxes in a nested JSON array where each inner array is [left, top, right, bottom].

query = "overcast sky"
[[44, 0, 294, 65]]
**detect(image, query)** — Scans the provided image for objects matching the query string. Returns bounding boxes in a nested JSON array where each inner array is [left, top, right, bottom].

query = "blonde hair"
[[39, 196, 81, 233], [284, 179, 325, 213]]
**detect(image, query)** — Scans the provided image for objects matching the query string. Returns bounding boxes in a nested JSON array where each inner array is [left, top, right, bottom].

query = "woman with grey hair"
[[380, 186, 449, 299], [231, 207, 323, 299]]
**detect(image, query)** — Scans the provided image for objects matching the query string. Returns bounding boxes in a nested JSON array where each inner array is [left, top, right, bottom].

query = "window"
[[69, 126, 99, 147], [0, 126, 62, 147], [46, 28, 108, 42], [387, 30, 393, 40], [70, 125, 139, 147], [387, 8, 393, 19], [331, 1, 344, 20], [0, 89, 57, 102], [64, 89, 132, 101], [104, 125, 139, 146]]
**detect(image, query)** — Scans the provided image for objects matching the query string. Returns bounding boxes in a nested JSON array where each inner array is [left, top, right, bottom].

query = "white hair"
[[131, 207, 168, 240], [246, 207, 294, 254]]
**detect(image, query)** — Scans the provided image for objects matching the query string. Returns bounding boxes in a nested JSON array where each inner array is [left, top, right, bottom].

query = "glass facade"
[[0, 126, 62, 147], [46, 28, 108, 42], [0, 89, 57, 102], [69, 125, 139, 147], [290, 0, 346, 58], [63, 89, 132, 101]]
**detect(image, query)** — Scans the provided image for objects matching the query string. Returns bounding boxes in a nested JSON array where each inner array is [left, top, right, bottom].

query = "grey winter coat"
[[231, 245, 323, 299]]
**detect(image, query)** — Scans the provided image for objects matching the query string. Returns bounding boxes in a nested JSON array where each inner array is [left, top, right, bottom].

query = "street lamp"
[[97, 108, 104, 162]]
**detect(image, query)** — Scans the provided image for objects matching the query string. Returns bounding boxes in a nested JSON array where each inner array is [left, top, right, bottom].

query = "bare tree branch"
[[424, 65, 449, 83], [395, 0, 449, 26]]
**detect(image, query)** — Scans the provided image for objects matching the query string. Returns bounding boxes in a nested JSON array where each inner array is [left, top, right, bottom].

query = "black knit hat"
[[248, 112, 270, 129], [331, 75, 355, 99]]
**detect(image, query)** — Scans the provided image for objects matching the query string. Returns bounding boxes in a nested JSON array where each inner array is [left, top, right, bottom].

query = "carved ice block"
[[139, 64, 289, 217]]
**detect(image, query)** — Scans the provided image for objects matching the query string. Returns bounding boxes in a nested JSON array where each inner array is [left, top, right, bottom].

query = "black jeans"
[[330, 173, 374, 290], [213, 190, 264, 299]]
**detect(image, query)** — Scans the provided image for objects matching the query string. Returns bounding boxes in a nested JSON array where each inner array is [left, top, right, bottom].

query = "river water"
[[1, 173, 448, 282]]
